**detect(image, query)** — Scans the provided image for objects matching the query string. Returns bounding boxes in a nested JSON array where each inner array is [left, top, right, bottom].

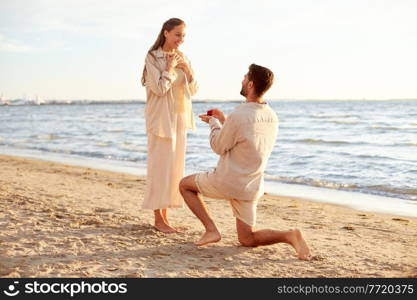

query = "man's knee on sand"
[[236, 218, 258, 247], [238, 234, 258, 247]]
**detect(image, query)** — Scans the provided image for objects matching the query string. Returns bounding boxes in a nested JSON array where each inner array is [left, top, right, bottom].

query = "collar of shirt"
[[154, 47, 164, 59], [238, 101, 268, 109]]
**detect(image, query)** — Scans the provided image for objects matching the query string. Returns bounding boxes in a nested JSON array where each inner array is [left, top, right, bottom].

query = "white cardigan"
[[143, 47, 198, 138]]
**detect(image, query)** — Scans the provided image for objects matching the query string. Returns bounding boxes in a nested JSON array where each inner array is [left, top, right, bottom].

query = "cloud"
[[0, 33, 34, 52], [1, 0, 212, 40]]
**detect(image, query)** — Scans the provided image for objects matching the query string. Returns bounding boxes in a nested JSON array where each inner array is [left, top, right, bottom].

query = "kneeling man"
[[179, 64, 311, 260]]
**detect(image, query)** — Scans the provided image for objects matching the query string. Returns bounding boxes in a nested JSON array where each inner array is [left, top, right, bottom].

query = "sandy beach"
[[0, 154, 416, 278]]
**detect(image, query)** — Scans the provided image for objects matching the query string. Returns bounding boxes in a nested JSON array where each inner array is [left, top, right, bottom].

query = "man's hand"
[[199, 108, 226, 125], [199, 114, 211, 124], [210, 109, 226, 125]]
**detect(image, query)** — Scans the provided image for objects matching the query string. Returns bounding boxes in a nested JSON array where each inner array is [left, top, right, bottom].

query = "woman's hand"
[[175, 52, 193, 82], [165, 53, 178, 73]]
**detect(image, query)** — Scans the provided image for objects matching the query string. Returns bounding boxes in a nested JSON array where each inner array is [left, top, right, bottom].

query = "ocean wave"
[[394, 142, 417, 147], [286, 138, 413, 147], [264, 175, 417, 200], [298, 138, 351, 145], [1, 99, 244, 106], [118, 144, 147, 152], [264, 175, 359, 189], [193, 99, 241, 103], [355, 154, 411, 162], [30, 134, 62, 140], [312, 114, 359, 119], [366, 185, 417, 197], [2, 99, 146, 106], [95, 142, 111, 147], [370, 125, 401, 131], [289, 161, 308, 166], [328, 120, 360, 125]]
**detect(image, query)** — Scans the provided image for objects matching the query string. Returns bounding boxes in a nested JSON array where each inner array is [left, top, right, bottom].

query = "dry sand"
[[0, 154, 416, 278]]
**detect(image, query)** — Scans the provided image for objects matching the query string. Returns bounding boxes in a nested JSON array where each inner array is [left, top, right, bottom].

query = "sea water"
[[1, 99, 416, 216]]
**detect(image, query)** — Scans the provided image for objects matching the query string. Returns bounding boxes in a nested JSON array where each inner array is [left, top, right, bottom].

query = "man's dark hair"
[[247, 64, 274, 97]]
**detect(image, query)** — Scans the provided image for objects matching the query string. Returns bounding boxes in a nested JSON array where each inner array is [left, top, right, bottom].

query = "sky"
[[0, 0, 416, 100]]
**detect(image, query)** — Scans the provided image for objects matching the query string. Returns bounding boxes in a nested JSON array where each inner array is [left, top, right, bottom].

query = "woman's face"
[[164, 24, 186, 50]]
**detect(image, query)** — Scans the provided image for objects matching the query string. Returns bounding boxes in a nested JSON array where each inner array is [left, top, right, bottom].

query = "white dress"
[[142, 67, 188, 210]]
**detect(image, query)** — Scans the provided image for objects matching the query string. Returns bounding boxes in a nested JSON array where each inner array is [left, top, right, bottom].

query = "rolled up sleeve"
[[209, 116, 239, 155], [144, 54, 177, 96]]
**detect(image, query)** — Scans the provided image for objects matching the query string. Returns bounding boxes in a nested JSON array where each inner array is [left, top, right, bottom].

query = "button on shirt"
[[207, 102, 279, 201]]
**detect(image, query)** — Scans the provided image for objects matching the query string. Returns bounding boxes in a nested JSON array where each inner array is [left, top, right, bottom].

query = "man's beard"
[[240, 85, 247, 97]]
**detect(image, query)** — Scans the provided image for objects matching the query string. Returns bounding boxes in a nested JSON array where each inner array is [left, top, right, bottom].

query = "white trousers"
[[142, 114, 186, 210]]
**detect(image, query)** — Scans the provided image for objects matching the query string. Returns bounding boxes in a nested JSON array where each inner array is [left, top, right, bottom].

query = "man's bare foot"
[[154, 222, 177, 234], [195, 231, 221, 246], [288, 229, 311, 260]]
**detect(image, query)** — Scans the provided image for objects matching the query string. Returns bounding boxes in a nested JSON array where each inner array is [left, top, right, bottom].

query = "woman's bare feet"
[[154, 221, 177, 234], [161, 208, 169, 224], [287, 229, 311, 260], [154, 209, 177, 233], [195, 230, 221, 246]]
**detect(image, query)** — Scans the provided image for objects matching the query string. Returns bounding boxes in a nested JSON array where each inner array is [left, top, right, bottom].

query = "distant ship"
[[29, 95, 45, 105], [0, 94, 11, 106]]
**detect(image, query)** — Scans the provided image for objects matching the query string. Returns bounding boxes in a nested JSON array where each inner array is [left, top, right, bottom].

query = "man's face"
[[240, 73, 249, 97]]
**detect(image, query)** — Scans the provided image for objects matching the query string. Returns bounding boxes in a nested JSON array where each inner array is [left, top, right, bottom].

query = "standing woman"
[[141, 18, 197, 233]]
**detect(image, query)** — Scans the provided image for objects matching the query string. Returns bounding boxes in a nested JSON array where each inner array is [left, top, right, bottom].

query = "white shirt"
[[207, 101, 279, 201], [143, 47, 198, 138]]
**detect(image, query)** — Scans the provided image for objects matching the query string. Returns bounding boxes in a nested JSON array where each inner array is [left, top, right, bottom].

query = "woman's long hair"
[[141, 18, 185, 86]]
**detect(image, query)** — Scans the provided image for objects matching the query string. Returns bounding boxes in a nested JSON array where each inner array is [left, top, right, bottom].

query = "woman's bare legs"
[[154, 209, 177, 233], [161, 209, 169, 224]]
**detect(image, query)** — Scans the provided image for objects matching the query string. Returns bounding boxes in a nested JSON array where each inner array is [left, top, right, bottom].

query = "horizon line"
[[2, 97, 417, 102]]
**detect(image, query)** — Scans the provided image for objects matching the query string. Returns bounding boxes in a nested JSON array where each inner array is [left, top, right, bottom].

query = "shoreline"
[[1, 149, 415, 218], [1, 154, 416, 277]]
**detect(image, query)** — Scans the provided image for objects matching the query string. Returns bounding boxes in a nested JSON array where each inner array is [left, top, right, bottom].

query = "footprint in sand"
[[392, 218, 409, 223], [79, 218, 104, 226], [311, 255, 326, 261], [151, 250, 171, 257], [53, 214, 65, 219], [94, 208, 113, 213], [0, 265, 14, 276], [129, 224, 151, 231], [310, 224, 323, 229]]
